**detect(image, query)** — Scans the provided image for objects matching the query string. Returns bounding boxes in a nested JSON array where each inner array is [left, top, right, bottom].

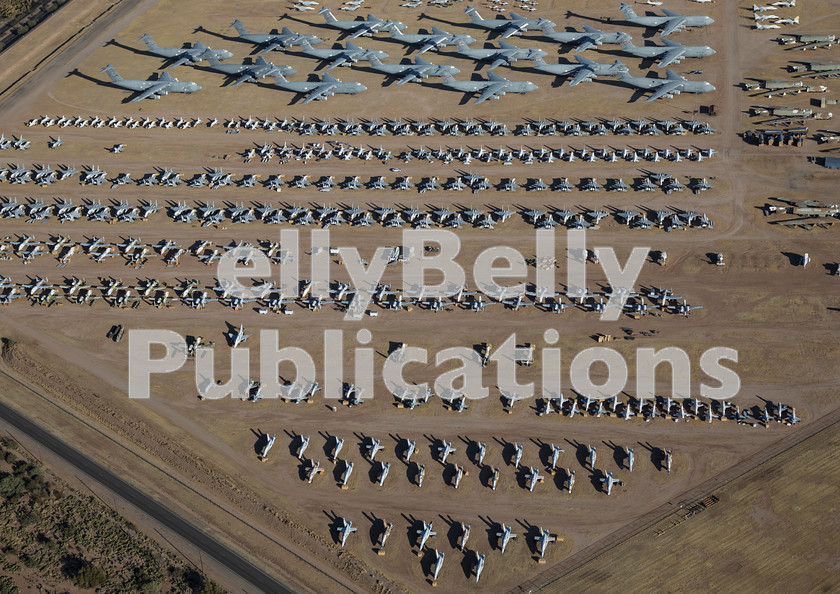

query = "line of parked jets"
[[24, 114, 717, 137], [0, 192, 714, 230], [751, 1, 799, 30], [98, 4, 716, 103]]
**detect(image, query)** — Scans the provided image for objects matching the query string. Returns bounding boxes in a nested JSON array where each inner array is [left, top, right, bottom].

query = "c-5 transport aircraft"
[[100, 65, 201, 102]]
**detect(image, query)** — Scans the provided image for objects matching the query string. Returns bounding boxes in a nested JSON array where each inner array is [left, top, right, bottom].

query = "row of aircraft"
[[237, 141, 718, 165], [25, 113, 716, 137], [0, 195, 714, 230]]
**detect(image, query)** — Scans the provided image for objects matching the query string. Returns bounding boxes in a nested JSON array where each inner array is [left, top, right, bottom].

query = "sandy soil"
[[0, 0, 838, 592]]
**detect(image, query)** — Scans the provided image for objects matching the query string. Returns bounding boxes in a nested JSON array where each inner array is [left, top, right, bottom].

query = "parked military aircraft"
[[364, 56, 459, 85], [619, 3, 714, 36], [537, 22, 631, 52], [272, 73, 366, 103], [318, 8, 405, 38], [453, 40, 547, 70], [226, 323, 251, 347], [438, 72, 537, 103], [295, 39, 387, 69], [337, 517, 357, 546], [204, 55, 295, 84], [529, 56, 627, 85], [382, 24, 476, 53], [138, 34, 232, 68], [229, 20, 323, 52], [619, 39, 716, 68], [497, 524, 517, 553], [534, 528, 555, 559], [417, 521, 436, 550], [601, 471, 620, 495], [100, 65, 201, 101], [463, 6, 555, 39], [617, 69, 715, 100]]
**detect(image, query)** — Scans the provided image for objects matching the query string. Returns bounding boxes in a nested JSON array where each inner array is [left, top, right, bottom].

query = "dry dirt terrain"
[[0, 0, 838, 592]]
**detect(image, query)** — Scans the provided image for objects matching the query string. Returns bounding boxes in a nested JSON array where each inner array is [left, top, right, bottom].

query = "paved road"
[[0, 397, 293, 594]]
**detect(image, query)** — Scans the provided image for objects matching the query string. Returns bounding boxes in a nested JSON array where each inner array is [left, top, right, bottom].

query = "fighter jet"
[[453, 40, 546, 70], [497, 524, 517, 553], [382, 24, 476, 54], [417, 521, 437, 550], [229, 20, 323, 53], [601, 471, 620, 495], [138, 34, 232, 68], [619, 39, 716, 68], [537, 22, 631, 52], [317, 8, 405, 39], [619, 3, 714, 37], [438, 440, 456, 464], [529, 56, 628, 85], [525, 466, 544, 492], [337, 518, 357, 547], [438, 72, 537, 104], [204, 55, 295, 85], [296, 39, 387, 69], [226, 324, 251, 347], [474, 553, 485, 582], [618, 69, 715, 101], [366, 437, 385, 461], [99, 65, 201, 102], [534, 528, 556, 559], [463, 6, 555, 39], [365, 55, 459, 85], [272, 73, 366, 103]]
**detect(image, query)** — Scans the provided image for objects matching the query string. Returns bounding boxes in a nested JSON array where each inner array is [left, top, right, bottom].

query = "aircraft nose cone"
[[708, 47, 717, 55], [220, 50, 234, 59], [357, 83, 368, 92], [706, 83, 716, 91], [193, 83, 202, 91]]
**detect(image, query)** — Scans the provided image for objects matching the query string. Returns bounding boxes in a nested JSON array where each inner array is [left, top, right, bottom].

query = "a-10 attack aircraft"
[[618, 39, 716, 68], [317, 7, 406, 39], [619, 3, 714, 36], [537, 22, 631, 52], [203, 55, 296, 84], [138, 34, 232, 68], [381, 23, 476, 54], [438, 72, 537, 104], [272, 73, 366, 103], [618, 69, 715, 100], [463, 6, 555, 39], [229, 20, 323, 53], [364, 56, 459, 85], [99, 65, 201, 102]]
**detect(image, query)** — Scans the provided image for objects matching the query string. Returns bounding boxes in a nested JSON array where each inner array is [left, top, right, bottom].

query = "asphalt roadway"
[[0, 395, 292, 594]]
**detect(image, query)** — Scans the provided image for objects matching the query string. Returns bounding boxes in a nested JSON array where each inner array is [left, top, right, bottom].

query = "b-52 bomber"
[[364, 56, 459, 85], [317, 8, 406, 39], [295, 40, 387, 69], [619, 39, 716, 68], [203, 55, 296, 85], [618, 69, 715, 101], [619, 3, 714, 37], [229, 20, 323, 53], [537, 22, 631, 52], [438, 72, 537, 104], [272, 73, 366, 103], [138, 34, 232, 68], [453, 40, 546, 70], [764, 198, 840, 228], [463, 6, 555, 39], [100, 65, 201, 101], [529, 56, 628, 86], [381, 24, 476, 54]]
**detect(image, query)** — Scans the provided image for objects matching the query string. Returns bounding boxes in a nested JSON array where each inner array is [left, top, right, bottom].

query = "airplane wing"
[[326, 55, 349, 69], [301, 82, 337, 103], [474, 81, 505, 104], [568, 67, 595, 86], [574, 38, 596, 53], [168, 54, 194, 68], [656, 47, 686, 68], [131, 82, 170, 102], [645, 79, 683, 101], [396, 72, 419, 85], [347, 24, 374, 39], [417, 41, 439, 54], [489, 56, 508, 70], [660, 16, 688, 36], [499, 22, 529, 39]]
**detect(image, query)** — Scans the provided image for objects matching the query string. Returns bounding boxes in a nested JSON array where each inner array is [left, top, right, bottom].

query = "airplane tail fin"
[[100, 64, 123, 82], [414, 55, 430, 65], [464, 6, 482, 22], [139, 33, 158, 50], [231, 20, 249, 37], [619, 3, 637, 19], [665, 69, 683, 80], [318, 7, 337, 22]]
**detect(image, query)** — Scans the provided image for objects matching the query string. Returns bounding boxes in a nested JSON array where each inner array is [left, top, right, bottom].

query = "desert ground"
[[0, 0, 838, 592]]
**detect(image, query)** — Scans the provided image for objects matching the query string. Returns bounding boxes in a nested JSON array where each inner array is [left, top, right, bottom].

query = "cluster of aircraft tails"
[[98, 4, 716, 104]]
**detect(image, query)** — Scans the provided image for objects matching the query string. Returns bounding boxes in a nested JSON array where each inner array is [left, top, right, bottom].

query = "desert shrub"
[[72, 563, 107, 589], [0, 475, 24, 498], [0, 575, 19, 594]]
